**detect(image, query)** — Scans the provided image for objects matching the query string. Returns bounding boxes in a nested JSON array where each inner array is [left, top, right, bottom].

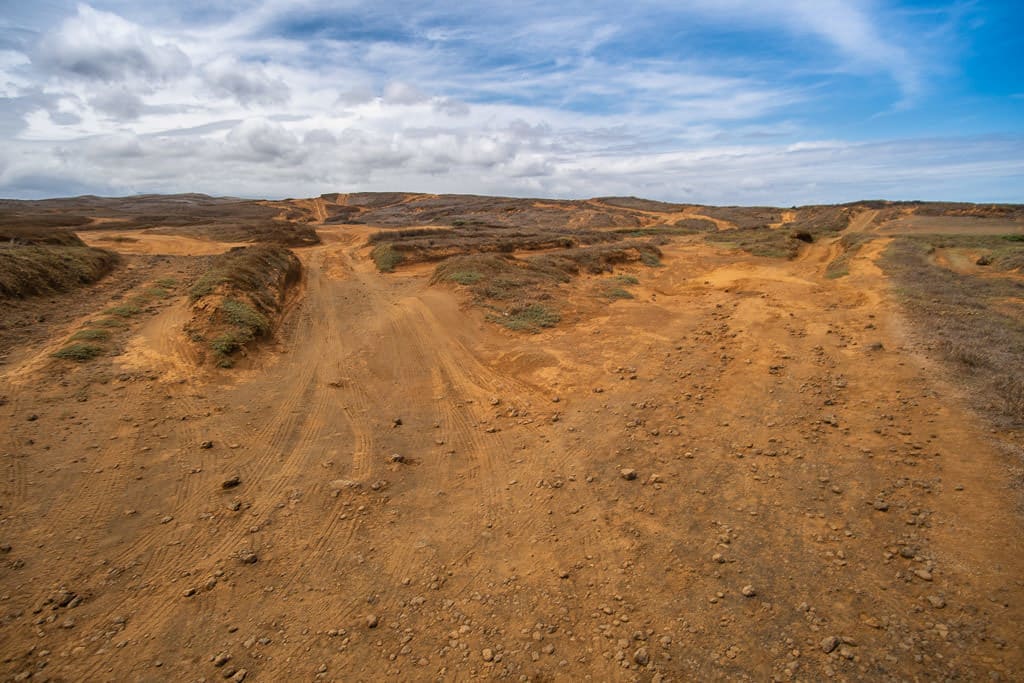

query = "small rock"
[[741, 585, 757, 597], [482, 648, 494, 662], [914, 568, 933, 581], [213, 653, 231, 667], [821, 636, 839, 654], [27, 414, 38, 422], [232, 670, 247, 682], [159, 515, 174, 524], [387, 453, 405, 464], [200, 440, 214, 449], [927, 595, 946, 609], [221, 475, 242, 490], [392, 418, 402, 427], [872, 500, 889, 512], [238, 550, 258, 564], [366, 614, 379, 628], [620, 468, 637, 481], [633, 647, 650, 665], [183, 587, 196, 597]]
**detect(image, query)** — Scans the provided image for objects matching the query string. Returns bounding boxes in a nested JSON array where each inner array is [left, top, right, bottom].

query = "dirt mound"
[[0, 228, 119, 298], [432, 242, 661, 331], [185, 245, 301, 366]]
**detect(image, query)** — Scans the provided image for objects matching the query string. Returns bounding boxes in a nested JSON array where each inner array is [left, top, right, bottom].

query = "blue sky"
[[0, 0, 1021, 203]]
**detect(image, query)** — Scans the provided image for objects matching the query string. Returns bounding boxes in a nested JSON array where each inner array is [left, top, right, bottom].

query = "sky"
[[0, 1, 1022, 204]]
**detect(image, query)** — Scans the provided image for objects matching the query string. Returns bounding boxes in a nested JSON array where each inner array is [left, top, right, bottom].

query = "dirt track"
[[2, 226, 1023, 681]]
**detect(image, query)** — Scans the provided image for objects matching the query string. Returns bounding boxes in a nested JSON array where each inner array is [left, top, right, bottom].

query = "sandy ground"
[[79, 231, 250, 256], [1, 226, 1023, 682]]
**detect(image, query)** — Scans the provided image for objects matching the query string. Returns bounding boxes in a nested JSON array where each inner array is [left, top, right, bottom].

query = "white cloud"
[[202, 56, 290, 106], [34, 4, 190, 83]]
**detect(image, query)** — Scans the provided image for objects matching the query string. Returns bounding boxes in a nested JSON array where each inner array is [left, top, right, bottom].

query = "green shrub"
[[614, 274, 639, 285], [154, 277, 178, 288], [71, 328, 111, 341], [53, 343, 103, 361], [371, 243, 404, 272], [221, 299, 270, 336]]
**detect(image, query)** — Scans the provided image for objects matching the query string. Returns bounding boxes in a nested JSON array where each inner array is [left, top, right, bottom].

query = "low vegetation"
[[0, 228, 119, 298], [185, 245, 302, 366], [882, 236, 1024, 424], [705, 228, 806, 259], [433, 242, 661, 332], [371, 243, 404, 272], [52, 343, 103, 362]]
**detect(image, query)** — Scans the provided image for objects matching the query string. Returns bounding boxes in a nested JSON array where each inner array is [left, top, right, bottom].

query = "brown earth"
[[1, 197, 1023, 682]]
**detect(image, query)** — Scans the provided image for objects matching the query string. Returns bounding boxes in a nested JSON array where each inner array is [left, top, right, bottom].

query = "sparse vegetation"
[[70, 328, 111, 342], [185, 245, 301, 365], [52, 343, 103, 362], [488, 304, 561, 332], [105, 303, 141, 317], [705, 228, 804, 259], [433, 243, 661, 331], [0, 237, 119, 298], [882, 236, 1024, 424]]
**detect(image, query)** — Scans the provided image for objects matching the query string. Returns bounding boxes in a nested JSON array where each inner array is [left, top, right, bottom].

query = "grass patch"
[[52, 343, 103, 362], [154, 277, 178, 288], [105, 303, 141, 317], [145, 287, 171, 299], [92, 317, 129, 328], [446, 270, 484, 285], [705, 228, 803, 259], [371, 243, 404, 272], [433, 242, 661, 332], [70, 328, 111, 342], [601, 287, 634, 300], [882, 237, 1024, 425], [220, 299, 270, 335], [488, 304, 561, 332]]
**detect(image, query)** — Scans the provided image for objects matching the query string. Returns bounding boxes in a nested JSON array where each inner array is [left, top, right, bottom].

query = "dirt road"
[[1, 228, 1022, 681]]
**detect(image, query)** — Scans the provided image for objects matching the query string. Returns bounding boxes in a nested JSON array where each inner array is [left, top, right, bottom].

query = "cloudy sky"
[[1, 1, 1022, 203]]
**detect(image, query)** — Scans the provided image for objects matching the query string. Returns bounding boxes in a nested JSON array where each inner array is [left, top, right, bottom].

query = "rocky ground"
[[1, 204, 1022, 682]]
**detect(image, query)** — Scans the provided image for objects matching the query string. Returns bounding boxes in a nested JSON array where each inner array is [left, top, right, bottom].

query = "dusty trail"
[[1, 228, 1022, 681]]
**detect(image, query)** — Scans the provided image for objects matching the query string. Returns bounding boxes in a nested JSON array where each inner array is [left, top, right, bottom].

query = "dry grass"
[[882, 236, 1024, 425], [705, 228, 805, 259], [0, 237, 119, 298]]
